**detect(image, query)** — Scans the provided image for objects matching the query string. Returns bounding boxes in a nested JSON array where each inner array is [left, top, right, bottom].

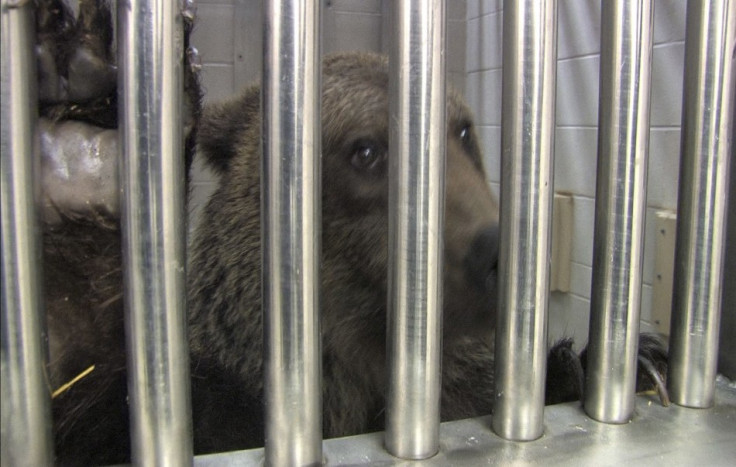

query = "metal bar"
[[261, 1, 322, 465], [194, 380, 736, 466], [118, 1, 192, 464], [0, 2, 54, 465], [585, 0, 654, 424], [668, 0, 736, 409], [385, 0, 446, 460], [494, 0, 557, 442]]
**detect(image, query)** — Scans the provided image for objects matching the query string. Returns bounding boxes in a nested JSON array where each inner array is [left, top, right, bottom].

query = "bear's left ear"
[[197, 85, 260, 174]]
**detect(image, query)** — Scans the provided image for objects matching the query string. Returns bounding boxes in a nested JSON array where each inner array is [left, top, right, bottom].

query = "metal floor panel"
[[195, 376, 736, 466]]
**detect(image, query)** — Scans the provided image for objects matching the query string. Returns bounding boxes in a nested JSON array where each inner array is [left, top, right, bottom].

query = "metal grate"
[[1, 0, 734, 465]]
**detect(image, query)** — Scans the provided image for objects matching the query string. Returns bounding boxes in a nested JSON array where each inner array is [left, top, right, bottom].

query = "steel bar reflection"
[[386, 0, 446, 460], [585, 0, 654, 424], [118, 1, 193, 464], [261, 1, 322, 465], [668, 0, 736, 409], [0, 2, 54, 465], [494, 0, 557, 442]]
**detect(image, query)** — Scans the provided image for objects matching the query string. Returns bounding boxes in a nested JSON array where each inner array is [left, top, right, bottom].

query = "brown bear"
[[37, 1, 201, 464], [186, 52, 667, 455], [186, 52, 501, 454], [38, 3, 668, 465]]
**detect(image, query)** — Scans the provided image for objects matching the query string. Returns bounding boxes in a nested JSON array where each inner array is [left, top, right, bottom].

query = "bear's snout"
[[464, 225, 499, 293]]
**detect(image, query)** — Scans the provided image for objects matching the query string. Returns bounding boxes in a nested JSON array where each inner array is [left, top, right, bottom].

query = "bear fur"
[[40, 5, 668, 462], [186, 52, 501, 454], [185, 52, 670, 456], [37, 1, 199, 464]]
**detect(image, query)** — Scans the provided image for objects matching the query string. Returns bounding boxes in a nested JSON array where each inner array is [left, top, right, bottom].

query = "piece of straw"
[[52, 365, 95, 399]]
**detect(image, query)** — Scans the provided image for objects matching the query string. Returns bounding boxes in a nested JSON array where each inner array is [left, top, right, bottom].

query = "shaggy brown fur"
[[41, 6, 669, 462], [39, 1, 200, 464], [187, 52, 500, 453]]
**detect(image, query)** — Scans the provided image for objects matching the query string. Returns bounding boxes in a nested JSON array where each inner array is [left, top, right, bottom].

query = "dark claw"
[[635, 333, 670, 406], [546, 333, 670, 407], [36, 0, 118, 126], [39, 2, 202, 463], [36, 0, 76, 103], [637, 353, 670, 406], [34, 0, 202, 169], [67, 0, 116, 102]]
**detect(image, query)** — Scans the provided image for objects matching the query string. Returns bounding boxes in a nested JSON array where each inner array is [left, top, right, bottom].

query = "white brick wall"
[[192, 0, 467, 103], [466, 0, 687, 346]]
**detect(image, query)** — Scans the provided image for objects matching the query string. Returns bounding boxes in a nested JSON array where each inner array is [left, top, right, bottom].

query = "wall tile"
[[447, 0, 468, 21], [476, 125, 501, 183], [647, 129, 681, 210], [191, 4, 236, 63], [199, 64, 236, 103], [463, 0, 687, 333], [554, 128, 598, 198], [569, 262, 593, 300], [449, 72, 467, 97], [654, 0, 687, 44], [489, 181, 500, 199], [642, 205, 664, 287], [641, 283, 654, 324], [556, 55, 600, 126], [558, 0, 601, 59], [466, 69, 503, 126], [651, 43, 685, 127], [467, 0, 503, 19], [466, 12, 503, 72], [327, 0, 381, 14], [448, 19, 468, 77], [569, 196, 595, 266], [329, 12, 383, 53]]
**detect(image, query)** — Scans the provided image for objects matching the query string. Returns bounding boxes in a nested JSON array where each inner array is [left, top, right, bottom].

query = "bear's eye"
[[350, 144, 385, 172], [459, 124, 471, 145], [458, 122, 479, 158]]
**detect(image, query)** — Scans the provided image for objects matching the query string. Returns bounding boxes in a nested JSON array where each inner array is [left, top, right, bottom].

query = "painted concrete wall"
[[466, 0, 687, 345]]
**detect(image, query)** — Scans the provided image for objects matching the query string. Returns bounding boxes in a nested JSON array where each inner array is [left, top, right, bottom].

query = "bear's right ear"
[[197, 85, 260, 175]]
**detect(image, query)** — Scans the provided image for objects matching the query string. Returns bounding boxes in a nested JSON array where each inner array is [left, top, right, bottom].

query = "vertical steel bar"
[[262, 1, 322, 465], [494, 0, 557, 442], [385, 0, 446, 459], [585, 0, 654, 424], [0, 2, 54, 465], [118, 1, 192, 465], [668, 0, 736, 409]]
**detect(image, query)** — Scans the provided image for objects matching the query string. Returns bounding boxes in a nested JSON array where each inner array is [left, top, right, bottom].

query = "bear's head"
[[192, 52, 499, 376], [317, 53, 499, 350]]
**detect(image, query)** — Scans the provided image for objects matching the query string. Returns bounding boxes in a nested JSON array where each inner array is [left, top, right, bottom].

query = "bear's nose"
[[464, 225, 499, 293]]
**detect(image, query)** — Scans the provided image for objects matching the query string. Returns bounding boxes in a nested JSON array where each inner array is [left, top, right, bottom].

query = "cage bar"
[[118, 1, 193, 464], [585, 0, 654, 424], [493, 0, 557, 442], [385, 0, 447, 460], [4, 1, 736, 464], [261, 1, 323, 465], [0, 2, 54, 466], [668, 0, 736, 409]]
